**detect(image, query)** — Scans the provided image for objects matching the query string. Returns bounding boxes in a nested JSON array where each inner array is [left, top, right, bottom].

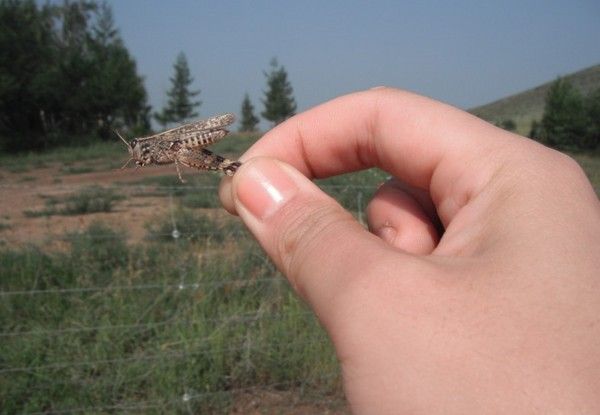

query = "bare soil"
[[0, 162, 205, 247], [230, 389, 348, 414], [0, 161, 351, 413]]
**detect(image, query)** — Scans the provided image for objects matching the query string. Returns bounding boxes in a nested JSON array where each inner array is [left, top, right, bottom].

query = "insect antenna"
[[114, 129, 133, 169]]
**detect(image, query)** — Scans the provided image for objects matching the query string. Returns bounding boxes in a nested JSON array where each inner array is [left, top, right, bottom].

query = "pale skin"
[[219, 88, 600, 414]]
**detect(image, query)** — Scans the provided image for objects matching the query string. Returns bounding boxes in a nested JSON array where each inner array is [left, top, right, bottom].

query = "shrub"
[[61, 186, 123, 215]]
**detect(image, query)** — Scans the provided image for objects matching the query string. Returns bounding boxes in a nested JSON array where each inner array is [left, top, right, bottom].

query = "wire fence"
[[0, 181, 375, 413]]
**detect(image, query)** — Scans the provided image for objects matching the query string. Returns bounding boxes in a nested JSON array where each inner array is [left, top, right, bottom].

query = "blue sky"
[[108, 0, 600, 128]]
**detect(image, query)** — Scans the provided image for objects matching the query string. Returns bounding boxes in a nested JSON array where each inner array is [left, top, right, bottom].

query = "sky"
[[107, 0, 600, 129]]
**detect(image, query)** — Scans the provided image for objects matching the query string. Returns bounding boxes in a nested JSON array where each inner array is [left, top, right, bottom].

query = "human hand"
[[219, 88, 600, 414]]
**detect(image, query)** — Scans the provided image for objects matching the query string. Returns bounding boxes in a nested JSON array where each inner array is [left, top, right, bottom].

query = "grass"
[[0, 131, 253, 178], [0, 221, 341, 413], [145, 208, 245, 243], [24, 186, 124, 217], [1, 128, 599, 412], [0, 140, 123, 173], [60, 164, 97, 175]]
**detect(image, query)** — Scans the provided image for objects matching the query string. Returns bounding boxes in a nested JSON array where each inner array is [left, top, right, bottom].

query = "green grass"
[[24, 186, 124, 217], [145, 208, 245, 243], [0, 140, 123, 172], [1, 127, 598, 412], [0, 221, 340, 413]]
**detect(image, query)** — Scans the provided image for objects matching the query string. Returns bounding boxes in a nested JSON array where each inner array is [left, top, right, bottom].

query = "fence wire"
[[0, 181, 370, 413]]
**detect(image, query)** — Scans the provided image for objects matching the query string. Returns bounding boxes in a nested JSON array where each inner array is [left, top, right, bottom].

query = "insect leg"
[[176, 148, 241, 176], [120, 157, 134, 169], [174, 159, 186, 183]]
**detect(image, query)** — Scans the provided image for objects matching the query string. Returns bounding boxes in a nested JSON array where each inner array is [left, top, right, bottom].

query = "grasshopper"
[[116, 113, 241, 182]]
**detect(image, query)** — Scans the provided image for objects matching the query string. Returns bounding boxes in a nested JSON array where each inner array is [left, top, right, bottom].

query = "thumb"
[[221, 157, 396, 314]]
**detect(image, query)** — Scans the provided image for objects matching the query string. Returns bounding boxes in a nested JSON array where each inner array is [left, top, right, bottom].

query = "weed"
[[181, 191, 221, 208], [0, 140, 123, 172], [61, 186, 123, 215], [145, 208, 244, 243], [23, 186, 124, 217], [5, 164, 29, 173], [0, 221, 340, 413], [66, 220, 128, 277]]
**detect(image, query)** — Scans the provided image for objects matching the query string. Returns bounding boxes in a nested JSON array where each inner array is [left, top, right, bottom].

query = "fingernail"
[[235, 159, 298, 220]]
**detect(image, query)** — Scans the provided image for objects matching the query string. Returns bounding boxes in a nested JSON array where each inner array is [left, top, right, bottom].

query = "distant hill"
[[469, 64, 600, 135]]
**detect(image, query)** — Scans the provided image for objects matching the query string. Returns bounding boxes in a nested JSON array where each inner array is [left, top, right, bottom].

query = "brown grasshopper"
[[116, 113, 241, 182]]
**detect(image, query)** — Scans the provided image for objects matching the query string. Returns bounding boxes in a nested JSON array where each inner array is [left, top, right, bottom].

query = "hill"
[[469, 64, 600, 135]]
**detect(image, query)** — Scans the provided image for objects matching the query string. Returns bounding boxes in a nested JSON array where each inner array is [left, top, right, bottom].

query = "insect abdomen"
[[181, 130, 228, 149]]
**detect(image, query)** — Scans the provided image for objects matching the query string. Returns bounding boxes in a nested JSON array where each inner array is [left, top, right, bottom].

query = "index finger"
[[241, 88, 520, 223]]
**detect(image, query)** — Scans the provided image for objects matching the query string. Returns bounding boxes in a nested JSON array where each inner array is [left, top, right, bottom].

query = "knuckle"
[[552, 151, 586, 177]]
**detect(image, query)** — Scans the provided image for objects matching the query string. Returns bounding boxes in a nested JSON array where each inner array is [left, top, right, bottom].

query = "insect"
[[116, 113, 241, 182]]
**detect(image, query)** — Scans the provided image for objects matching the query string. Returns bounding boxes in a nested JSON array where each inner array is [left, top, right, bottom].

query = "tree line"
[[2, 1, 597, 153], [0, 0, 296, 152], [531, 78, 600, 151], [155, 55, 295, 134], [495, 78, 599, 151], [0, 0, 149, 151]]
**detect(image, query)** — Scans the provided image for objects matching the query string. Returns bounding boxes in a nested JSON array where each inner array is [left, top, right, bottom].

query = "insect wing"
[[148, 113, 235, 142], [194, 113, 235, 130]]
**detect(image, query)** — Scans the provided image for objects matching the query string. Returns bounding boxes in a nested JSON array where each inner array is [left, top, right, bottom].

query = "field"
[[1, 134, 599, 414], [0, 135, 385, 414]]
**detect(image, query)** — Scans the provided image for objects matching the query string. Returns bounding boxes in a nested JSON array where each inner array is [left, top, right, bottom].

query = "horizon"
[[106, 1, 600, 129]]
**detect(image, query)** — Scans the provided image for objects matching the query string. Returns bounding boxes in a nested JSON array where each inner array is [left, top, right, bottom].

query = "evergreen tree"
[[528, 120, 541, 140], [239, 93, 259, 132], [540, 78, 587, 149], [155, 52, 200, 127], [0, 0, 56, 149], [261, 58, 296, 125], [53, 0, 97, 135], [583, 88, 600, 150], [0, 0, 150, 150], [86, 2, 150, 138], [499, 119, 516, 132]]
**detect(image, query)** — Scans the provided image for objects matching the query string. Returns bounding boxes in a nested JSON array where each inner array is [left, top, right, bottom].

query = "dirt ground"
[[0, 161, 351, 413], [230, 389, 348, 414], [0, 162, 209, 247]]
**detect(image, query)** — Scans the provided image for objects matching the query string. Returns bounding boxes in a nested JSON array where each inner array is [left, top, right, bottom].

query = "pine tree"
[[540, 78, 587, 149], [155, 52, 200, 127], [87, 2, 149, 138], [583, 87, 600, 150], [0, 0, 149, 150], [261, 58, 296, 125], [0, 0, 55, 150], [239, 93, 259, 132], [528, 120, 541, 140]]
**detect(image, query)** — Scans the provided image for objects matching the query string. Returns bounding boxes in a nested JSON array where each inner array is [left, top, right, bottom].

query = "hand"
[[219, 88, 600, 414]]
